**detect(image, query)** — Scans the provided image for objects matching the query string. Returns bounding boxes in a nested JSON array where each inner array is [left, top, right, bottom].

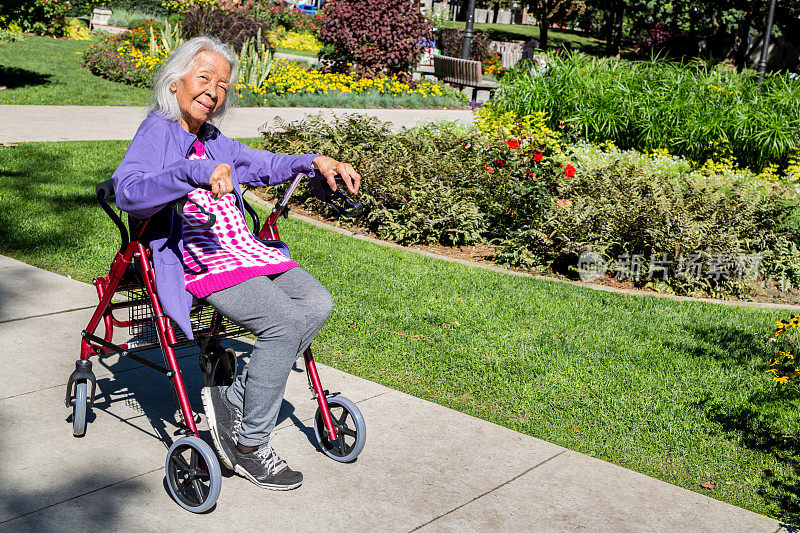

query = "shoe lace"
[[254, 444, 287, 474]]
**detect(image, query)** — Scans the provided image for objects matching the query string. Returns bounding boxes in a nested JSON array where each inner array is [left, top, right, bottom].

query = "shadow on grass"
[[0, 143, 120, 258], [677, 322, 800, 526], [0, 66, 51, 89]]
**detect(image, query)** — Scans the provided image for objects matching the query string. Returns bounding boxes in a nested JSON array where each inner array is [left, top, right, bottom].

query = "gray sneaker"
[[234, 443, 303, 490], [201, 386, 241, 470]]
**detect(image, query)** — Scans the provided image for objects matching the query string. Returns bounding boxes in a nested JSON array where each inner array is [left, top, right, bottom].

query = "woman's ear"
[[169, 83, 177, 93]]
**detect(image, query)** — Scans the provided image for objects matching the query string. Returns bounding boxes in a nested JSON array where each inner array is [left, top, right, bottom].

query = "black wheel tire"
[[313, 396, 366, 463], [204, 347, 236, 388], [165, 436, 221, 513], [72, 381, 88, 438]]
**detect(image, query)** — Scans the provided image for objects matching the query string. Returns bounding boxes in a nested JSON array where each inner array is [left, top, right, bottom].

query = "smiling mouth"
[[195, 100, 213, 111]]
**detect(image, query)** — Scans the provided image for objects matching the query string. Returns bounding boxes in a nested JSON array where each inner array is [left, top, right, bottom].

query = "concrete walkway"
[[0, 105, 474, 143], [0, 253, 784, 531]]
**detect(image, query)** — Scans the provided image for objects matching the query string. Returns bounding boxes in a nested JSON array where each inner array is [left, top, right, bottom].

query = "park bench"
[[432, 55, 497, 101]]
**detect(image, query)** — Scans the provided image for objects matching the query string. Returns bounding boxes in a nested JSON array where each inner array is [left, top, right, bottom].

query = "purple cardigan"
[[113, 112, 318, 339]]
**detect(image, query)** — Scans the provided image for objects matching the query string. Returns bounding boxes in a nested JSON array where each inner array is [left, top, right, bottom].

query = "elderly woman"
[[113, 36, 360, 490]]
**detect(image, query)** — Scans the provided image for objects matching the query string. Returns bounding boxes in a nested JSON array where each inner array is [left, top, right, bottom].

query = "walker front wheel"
[[165, 436, 221, 513], [72, 380, 88, 438], [313, 395, 366, 463]]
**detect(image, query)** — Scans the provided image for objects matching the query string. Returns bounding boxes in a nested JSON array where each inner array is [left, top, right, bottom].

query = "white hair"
[[150, 36, 239, 123]]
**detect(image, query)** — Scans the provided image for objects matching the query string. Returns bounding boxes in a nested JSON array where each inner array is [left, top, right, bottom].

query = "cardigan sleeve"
[[113, 123, 220, 219], [227, 137, 320, 188]]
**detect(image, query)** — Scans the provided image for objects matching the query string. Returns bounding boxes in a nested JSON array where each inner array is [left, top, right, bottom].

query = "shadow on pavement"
[[0, 408, 146, 528]]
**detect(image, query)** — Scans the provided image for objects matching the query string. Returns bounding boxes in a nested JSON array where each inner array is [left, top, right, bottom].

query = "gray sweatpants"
[[204, 267, 333, 447]]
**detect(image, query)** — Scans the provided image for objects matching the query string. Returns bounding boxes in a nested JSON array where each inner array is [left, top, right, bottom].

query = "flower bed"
[[237, 59, 464, 108], [83, 27, 466, 108]]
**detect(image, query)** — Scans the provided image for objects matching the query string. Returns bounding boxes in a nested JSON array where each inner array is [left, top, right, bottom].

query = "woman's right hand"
[[209, 163, 233, 199]]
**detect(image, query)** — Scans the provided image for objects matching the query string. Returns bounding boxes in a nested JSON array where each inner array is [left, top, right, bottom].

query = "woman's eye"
[[219, 85, 228, 92], [200, 75, 209, 81]]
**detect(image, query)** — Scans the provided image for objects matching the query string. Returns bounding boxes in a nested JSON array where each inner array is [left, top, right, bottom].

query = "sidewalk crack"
[[0, 305, 96, 325], [409, 449, 567, 532]]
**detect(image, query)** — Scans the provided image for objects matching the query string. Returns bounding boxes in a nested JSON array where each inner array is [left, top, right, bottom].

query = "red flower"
[[564, 164, 576, 178], [533, 151, 543, 162], [485, 166, 495, 174], [506, 138, 520, 149]]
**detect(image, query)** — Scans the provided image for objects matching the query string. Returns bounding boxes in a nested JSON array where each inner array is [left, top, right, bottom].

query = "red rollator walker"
[[66, 173, 366, 512]]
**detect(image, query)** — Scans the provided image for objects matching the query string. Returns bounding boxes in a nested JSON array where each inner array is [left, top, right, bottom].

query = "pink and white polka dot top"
[[180, 139, 297, 298]]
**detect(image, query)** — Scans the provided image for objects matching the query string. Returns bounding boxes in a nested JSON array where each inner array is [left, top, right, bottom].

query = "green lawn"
[[274, 46, 319, 59], [0, 35, 151, 106], [439, 21, 605, 55], [2, 140, 800, 523]]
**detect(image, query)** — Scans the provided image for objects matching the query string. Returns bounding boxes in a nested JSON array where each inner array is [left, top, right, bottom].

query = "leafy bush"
[[256, 2, 318, 34], [64, 16, 91, 39], [437, 28, 490, 63], [259, 114, 492, 246], [182, 5, 273, 50], [83, 35, 156, 87], [274, 30, 321, 52], [1, 0, 70, 36], [258, 114, 800, 297], [317, 0, 432, 78], [490, 53, 800, 173]]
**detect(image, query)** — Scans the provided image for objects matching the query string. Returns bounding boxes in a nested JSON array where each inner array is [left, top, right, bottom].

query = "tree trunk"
[[605, 0, 625, 58], [538, 1, 550, 49]]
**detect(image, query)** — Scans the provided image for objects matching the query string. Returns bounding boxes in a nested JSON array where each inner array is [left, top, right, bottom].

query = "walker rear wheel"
[[165, 436, 221, 513], [72, 381, 88, 438], [313, 395, 366, 463]]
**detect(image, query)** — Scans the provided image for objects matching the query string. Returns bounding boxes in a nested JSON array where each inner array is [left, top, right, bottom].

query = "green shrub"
[[259, 114, 800, 297], [490, 53, 800, 173], [1, 0, 70, 36], [259, 114, 492, 246]]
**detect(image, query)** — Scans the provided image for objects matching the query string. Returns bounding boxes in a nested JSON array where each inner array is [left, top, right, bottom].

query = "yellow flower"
[[776, 376, 789, 383]]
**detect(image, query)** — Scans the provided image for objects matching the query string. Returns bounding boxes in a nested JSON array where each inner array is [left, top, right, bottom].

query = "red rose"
[[506, 138, 520, 149], [564, 164, 576, 178], [534, 151, 543, 162]]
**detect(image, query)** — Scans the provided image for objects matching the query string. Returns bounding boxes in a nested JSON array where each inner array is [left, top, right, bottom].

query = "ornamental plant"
[[182, 5, 273, 50], [491, 52, 800, 173], [1, 0, 71, 36], [317, 0, 433, 78], [768, 316, 800, 391]]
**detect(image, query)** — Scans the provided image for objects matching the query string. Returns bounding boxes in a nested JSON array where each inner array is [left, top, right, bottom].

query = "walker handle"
[[308, 174, 364, 218], [174, 197, 216, 229]]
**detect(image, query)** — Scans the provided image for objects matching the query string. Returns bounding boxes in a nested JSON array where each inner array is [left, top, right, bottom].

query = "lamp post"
[[461, 0, 477, 59], [757, 0, 778, 80]]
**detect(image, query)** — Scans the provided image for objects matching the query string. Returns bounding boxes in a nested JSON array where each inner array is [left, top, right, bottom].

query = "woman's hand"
[[312, 156, 361, 195], [209, 163, 233, 200]]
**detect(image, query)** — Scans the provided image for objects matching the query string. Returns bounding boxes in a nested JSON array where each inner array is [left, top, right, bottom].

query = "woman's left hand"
[[312, 156, 361, 195]]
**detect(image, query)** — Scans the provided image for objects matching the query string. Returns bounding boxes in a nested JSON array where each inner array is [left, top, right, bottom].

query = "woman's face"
[[171, 50, 231, 134]]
